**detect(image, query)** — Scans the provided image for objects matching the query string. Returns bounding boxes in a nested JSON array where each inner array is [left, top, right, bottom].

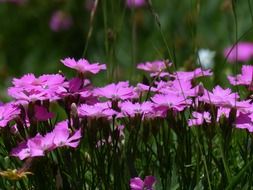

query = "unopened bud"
[[197, 82, 205, 96], [70, 103, 78, 117]]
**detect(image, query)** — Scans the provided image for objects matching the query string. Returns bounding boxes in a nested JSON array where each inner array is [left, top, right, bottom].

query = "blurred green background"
[[0, 0, 253, 97]]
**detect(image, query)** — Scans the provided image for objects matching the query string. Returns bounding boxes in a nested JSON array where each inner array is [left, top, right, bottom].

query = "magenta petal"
[[228, 65, 253, 87], [144, 176, 156, 188], [61, 57, 106, 74], [130, 177, 144, 190], [126, 0, 146, 8], [137, 60, 171, 73], [43, 132, 56, 151], [34, 105, 54, 121], [11, 142, 30, 160], [27, 134, 45, 157], [65, 141, 80, 148], [69, 77, 83, 93], [224, 42, 253, 63], [53, 129, 69, 146], [235, 112, 253, 132], [29, 148, 44, 157], [66, 129, 82, 148]]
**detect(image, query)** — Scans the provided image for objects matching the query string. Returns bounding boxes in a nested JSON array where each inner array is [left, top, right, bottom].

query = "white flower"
[[197, 49, 216, 69]]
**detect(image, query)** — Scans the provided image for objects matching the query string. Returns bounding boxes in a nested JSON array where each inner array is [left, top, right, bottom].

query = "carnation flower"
[[8, 74, 66, 103], [200, 86, 252, 112], [228, 65, 253, 88], [130, 175, 156, 190], [199, 86, 239, 107], [11, 121, 81, 160], [8, 88, 48, 103], [172, 68, 212, 81], [78, 102, 117, 119], [151, 93, 192, 112], [0, 103, 20, 127], [188, 111, 211, 126], [135, 83, 157, 94], [68, 77, 85, 93], [58, 77, 93, 99], [11, 134, 53, 160], [118, 101, 153, 118], [224, 42, 253, 63], [235, 112, 253, 132], [12, 74, 65, 90], [52, 121, 82, 148], [94, 81, 138, 100], [61, 57, 106, 74], [156, 80, 201, 98], [137, 60, 171, 77]]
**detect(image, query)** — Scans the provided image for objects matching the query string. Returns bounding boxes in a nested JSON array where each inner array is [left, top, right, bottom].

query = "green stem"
[[226, 158, 253, 190], [193, 128, 212, 190], [219, 143, 232, 183]]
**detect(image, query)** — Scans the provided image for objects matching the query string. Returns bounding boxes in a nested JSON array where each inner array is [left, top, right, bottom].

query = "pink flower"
[[8, 88, 48, 103], [11, 142, 32, 160], [61, 57, 106, 74], [130, 176, 156, 190], [172, 68, 212, 81], [52, 121, 82, 148], [119, 101, 153, 118], [235, 112, 253, 132], [137, 60, 172, 77], [156, 80, 201, 98], [94, 81, 138, 100], [11, 134, 53, 160], [151, 94, 192, 112], [78, 102, 117, 119], [200, 86, 252, 111], [68, 77, 85, 93], [228, 65, 253, 88], [57, 78, 96, 104], [126, 0, 146, 8], [11, 121, 82, 160], [188, 111, 211, 126], [0, 103, 20, 127], [12, 74, 65, 90], [135, 83, 157, 94], [200, 86, 238, 107], [50, 11, 73, 32], [58, 77, 92, 95], [224, 42, 253, 63], [8, 74, 66, 103]]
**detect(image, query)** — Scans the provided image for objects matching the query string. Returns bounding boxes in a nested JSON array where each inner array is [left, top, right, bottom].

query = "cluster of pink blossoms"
[[1, 55, 252, 188]]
